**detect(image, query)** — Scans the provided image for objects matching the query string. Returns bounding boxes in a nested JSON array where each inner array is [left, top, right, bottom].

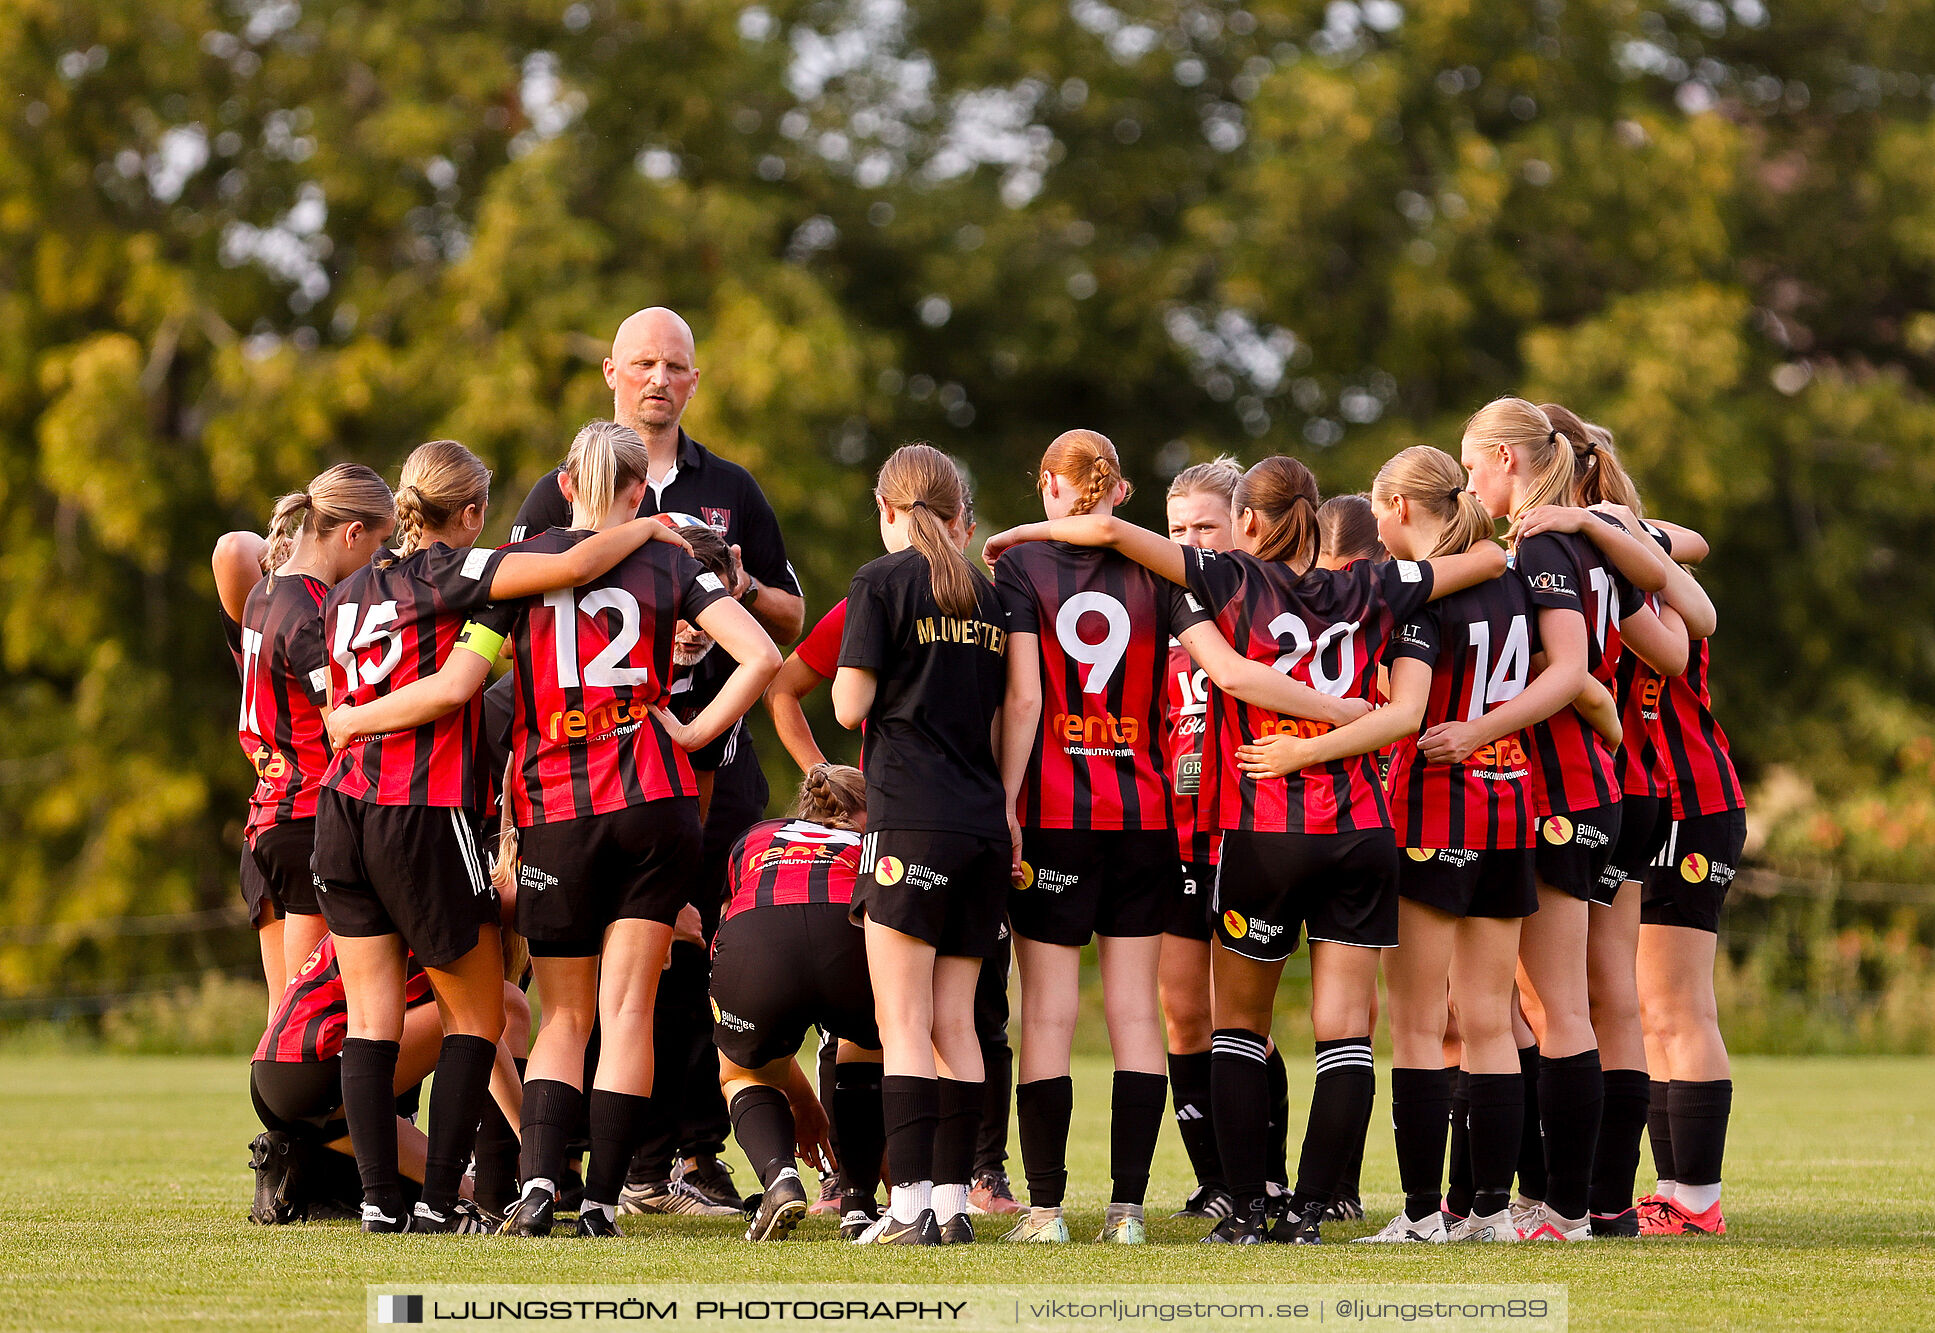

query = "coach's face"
[[605, 308, 700, 432]]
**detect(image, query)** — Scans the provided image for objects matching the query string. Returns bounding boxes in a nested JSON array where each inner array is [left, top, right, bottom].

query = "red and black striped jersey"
[[323, 543, 514, 809], [1384, 575, 1539, 850], [995, 543, 1208, 831], [1612, 595, 1671, 799], [505, 529, 732, 826], [254, 935, 432, 1064], [1654, 637, 1743, 819], [1161, 639, 1219, 864], [236, 574, 333, 839], [719, 818, 863, 926], [221, 606, 246, 672], [1184, 548, 1435, 836], [1515, 531, 1643, 816]]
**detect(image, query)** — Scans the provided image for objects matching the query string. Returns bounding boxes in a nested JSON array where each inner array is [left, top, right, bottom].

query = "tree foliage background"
[[6, 0, 1935, 999]]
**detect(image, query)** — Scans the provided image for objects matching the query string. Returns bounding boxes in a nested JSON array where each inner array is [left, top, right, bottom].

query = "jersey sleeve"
[[287, 612, 332, 708], [509, 468, 569, 543], [677, 551, 735, 622], [1182, 548, 1246, 618], [1514, 535, 1583, 613], [836, 568, 891, 672], [992, 555, 1041, 636], [733, 477, 803, 596], [1163, 579, 1214, 639], [1386, 603, 1443, 668], [419, 543, 512, 615], [793, 599, 847, 679], [1616, 571, 1645, 621], [1374, 557, 1436, 623]]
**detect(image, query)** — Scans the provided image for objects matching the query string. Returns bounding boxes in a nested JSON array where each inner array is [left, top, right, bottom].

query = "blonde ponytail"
[[1460, 398, 1578, 545], [563, 420, 652, 530], [1371, 446, 1496, 558], [264, 464, 395, 571], [876, 443, 981, 616], [384, 440, 491, 562]]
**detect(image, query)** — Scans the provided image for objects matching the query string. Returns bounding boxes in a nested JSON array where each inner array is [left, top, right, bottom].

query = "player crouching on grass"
[[708, 765, 890, 1243], [248, 925, 529, 1226]]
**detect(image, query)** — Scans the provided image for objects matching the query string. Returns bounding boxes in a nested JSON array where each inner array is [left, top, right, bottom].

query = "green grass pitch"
[[2, 1054, 1933, 1330]]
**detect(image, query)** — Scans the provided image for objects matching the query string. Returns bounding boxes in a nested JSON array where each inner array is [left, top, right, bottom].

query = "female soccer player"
[[1316, 494, 1389, 570], [983, 455, 1506, 1245], [1240, 447, 1582, 1244], [1634, 528, 1741, 1237], [329, 424, 777, 1238], [831, 443, 1009, 1246], [1441, 398, 1678, 1242], [249, 932, 529, 1222], [711, 764, 878, 1243], [314, 436, 690, 1234], [233, 467, 397, 998]]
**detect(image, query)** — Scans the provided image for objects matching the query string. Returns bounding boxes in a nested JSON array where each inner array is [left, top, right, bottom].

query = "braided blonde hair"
[[794, 763, 867, 831]]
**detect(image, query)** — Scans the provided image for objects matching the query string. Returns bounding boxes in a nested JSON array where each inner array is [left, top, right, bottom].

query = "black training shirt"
[[837, 547, 1008, 838]]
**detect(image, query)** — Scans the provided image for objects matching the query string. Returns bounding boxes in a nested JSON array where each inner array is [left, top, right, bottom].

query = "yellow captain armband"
[[455, 621, 506, 663]]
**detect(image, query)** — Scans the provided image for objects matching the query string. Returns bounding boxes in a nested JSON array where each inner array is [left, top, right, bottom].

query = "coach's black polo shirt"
[[509, 429, 799, 907]]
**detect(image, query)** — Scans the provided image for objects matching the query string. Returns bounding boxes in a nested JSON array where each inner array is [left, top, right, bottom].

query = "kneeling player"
[[712, 765, 881, 1242]]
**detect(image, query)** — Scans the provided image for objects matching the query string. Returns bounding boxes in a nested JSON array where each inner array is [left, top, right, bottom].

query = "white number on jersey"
[[1056, 590, 1132, 695], [1463, 615, 1532, 721], [238, 627, 265, 732], [544, 586, 653, 689], [1268, 611, 1362, 697], [331, 601, 402, 694]]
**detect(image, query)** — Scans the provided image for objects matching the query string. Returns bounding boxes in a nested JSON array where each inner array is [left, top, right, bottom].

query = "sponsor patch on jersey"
[[1542, 816, 1575, 845], [1680, 852, 1711, 883], [874, 856, 905, 886], [1222, 908, 1248, 938], [1398, 622, 1429, 650], [308, 667, 329, 695], [1527, 570, 1572, 595], [697, 571, 726, 594], [1396, 559, 1423, 584], [1032, 866, 1079, 895], [713, 1003, 755, 1034], [1173, 752, 1202, 796], [1407, 847, 1437, 862], [701, 507, 732, 532], [518, 863, 560, 894], [461, 547, 493, 580]]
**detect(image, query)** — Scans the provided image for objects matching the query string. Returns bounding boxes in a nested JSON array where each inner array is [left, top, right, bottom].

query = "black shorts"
[[250, 1057, 345, 1139], [1162, 859, 1216, 941], [710, 903, 879, 1068], [1642, 807, 1746, 933], [1398, 847, 1539, 920], [240, 843, 278, 925], [514, 798, 701, 956], [311, 788, 498, 970], [1534, 803, 1623, 904], [852, 829, 1009, 960], [251, 818, 321, 917], [1598, 794, 1671, 901], [1009, 828, 1172, 946], [1211, 829, 1399, 962]]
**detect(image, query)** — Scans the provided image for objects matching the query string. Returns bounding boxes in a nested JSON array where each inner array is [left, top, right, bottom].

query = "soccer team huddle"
[[216, 306, 1743, 1252]]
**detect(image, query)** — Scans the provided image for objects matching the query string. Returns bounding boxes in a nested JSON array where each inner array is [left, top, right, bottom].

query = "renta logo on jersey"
[[1053, 710, 1140, 750], [248, 744, 290, 783], [1638, 674, 1665, 718], [1256, 715, 1337, 741], [1469, 736, 1530, 776], [546, 696, 653, 743]]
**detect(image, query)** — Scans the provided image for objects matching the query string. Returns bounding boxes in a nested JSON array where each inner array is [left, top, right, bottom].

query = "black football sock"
[[934, 1078, 982, 1189], [341, 1037, 403, 1217], [1265, 1043, 1291, 1187], [1445, 1068, 1475, 1217], [881, 1074, 939, 1193], [1210, 1029, 1271, 1222], [1015, 1075, 1073, 1208], [518, 1078, 582, 1195], [472, 1057, 524, 1212], [584, 1089, 649, 1207], [627, 1089, 677, 1191], [1167, 1051, 1223, 1190], [1466, 1072, 1524, 1217], [832, 1062, 886, 1207], [422, 1034, 495, 1214], [729, 1084, 797, 1188], [1667, 1079, 1732, 1189], [1109, 1070, 1168, 1207], [1515, 1042, 1547, 1202], [1538, 1048, 1603, 1220], [817, 1036, 841, 1162], [974, 1034, 1013, 1178], [1391, 1066, 1452, 1223], [1590, 1068, 1652, 1217], [1290, 1037, 1373, 1212], [1646, 1078, 1677, 1186]]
